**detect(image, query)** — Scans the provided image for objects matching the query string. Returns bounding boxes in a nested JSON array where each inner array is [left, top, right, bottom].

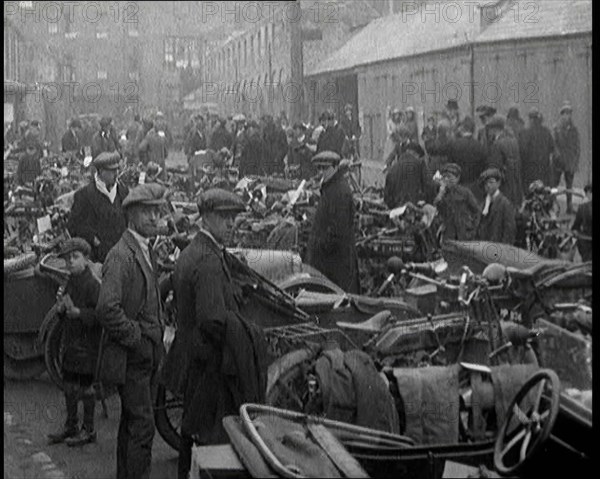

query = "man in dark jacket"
[[475, 105, 497, 156], [317, 110, 348, 157], [239, 121, 264, 177], [16, 138, 42, 186], [67, 152, 129, 263], [162, 189, 267, 479], [139, 124, 169, 174], [261, 114, 288, 174], [96, 183, 166, 479], [184, 115, 207, 161], [477, 168, 516, 245], [307, 151, 360, 293], [487, 115, 523, 209], [288, 122, 316, 180], [552, 102, 581, 213], [208, 117, 233, 152], [506, 106, 525, 139], [433, 163, 480, 241], [572, 183, 592, 261], [518, 107, 555, 190], [445, 117, 487, 201], [61, 118, 84, 157], [384, 140, 433, 209], [91, 116, 119, 160]]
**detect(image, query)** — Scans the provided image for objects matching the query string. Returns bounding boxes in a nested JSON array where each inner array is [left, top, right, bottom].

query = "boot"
[[48, 392, 79, 445], [65, 426, 97, 447]]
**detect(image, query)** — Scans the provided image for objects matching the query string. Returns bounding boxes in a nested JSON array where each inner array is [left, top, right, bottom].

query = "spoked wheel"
[[154, 384, 184, 451], [494, 369, 561, 476]]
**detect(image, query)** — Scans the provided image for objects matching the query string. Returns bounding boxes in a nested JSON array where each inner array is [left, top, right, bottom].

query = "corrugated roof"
[[307, 1, 482, 76], [476, 0, 592, 43], [308, 0, 592, 76]]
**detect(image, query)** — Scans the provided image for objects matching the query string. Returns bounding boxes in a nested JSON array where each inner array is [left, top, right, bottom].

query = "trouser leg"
[[178, 434, 194, 479], [64, 390, 79, 430], [565, 170, 575, 211]]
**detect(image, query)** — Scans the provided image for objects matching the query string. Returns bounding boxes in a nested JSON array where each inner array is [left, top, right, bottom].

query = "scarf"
[[94, 173, 117, 204], [482, 189, 500, 216]]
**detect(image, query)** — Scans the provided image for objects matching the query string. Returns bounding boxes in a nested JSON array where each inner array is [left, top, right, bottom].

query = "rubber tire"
[[4, 354, 46, 380], [44, 312, 66, 390], [277, 275, 346, 298], [154, 384, 183, 451]]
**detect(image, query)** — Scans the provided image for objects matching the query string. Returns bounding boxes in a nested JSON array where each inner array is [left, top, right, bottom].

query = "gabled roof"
[[307, 1, 481, 76], [308, 0, 592, 77], [476, 0, 592, 43]]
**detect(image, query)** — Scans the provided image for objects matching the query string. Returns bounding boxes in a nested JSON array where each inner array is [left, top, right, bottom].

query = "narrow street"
[[4, 374, 178, 479]]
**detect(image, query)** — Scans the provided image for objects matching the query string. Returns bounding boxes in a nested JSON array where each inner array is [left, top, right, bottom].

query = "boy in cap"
[[433, 163, 480, 241], [47, 238, 102, 447], [161, 188, 267, 479], [61, 118, 84, 157], [91, 116, 119, 160], [307, 151, 360, 293], [67, 151, 129, 263], [477, 168, 516, 245], [95, 183, 167, 479], [571, 183, 592, 261], [16, 137, 42, 186], [552, 102, 580, 213]]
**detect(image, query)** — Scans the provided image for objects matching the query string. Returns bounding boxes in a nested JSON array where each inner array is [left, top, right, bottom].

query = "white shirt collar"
[[128, 227, 150, 248], [94, 173, 117, 203]]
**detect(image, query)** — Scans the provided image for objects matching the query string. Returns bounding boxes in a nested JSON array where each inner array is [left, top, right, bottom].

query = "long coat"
[[488, 130, 523, 208], [161, 232, 268, 443], [478, 192, 516, 245], [208, 125, 233, 152], [307, 171, 360, 294], [61, 266, 102, 376], [288, 136, 315, 180], [239, 131, 264, 177], [317, 124, 348, 157], [553, 122, 581, 173], [518, 123, 555, 189], [139, 128, 169, 168], [447, 136, 488, 199], [262, 123, 288, 174], [436, 184, 481, 241], [91, 130, 118, 160], [16, 152, 42, 186], [184, 128, 207, 159], [384, 149, 433, 209], [95, 230, 164, 385], [61, 129, 82, 154], [67, 182, 129, 263]]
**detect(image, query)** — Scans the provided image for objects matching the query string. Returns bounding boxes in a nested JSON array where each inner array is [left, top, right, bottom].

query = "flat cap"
[[232, 113, 246, 122], [560, 102, 573, 113], [58, 237, 91, 258], [459, 116, 476, 133], [528, 107, 541, 118], [92, 151, 120, 170], [197, 188, 246, 214], [70, 118, 82, 129], [391, 108, 402, 116], [99, 116, 112, 127], [441, 163, 462, 178], [476, 105, 497, 117], [486, 114, 506, 130], [311, 150, 341, 166], [479, 167, 504, 183], [122, 183, 167, 209], [446, 99, 459, 110]]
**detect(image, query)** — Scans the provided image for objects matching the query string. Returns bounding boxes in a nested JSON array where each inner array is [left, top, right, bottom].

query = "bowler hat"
[[486, 115, 506, 130], [479, 167, 503, 184], [197, 188, 246, 214], [58, 237, 91, 258], [92, 151, 120, 170], [441, 163, 462, 178], [122, 183, 167, 209], [560, 102, 573, 114], [311, 150, 341, 166]]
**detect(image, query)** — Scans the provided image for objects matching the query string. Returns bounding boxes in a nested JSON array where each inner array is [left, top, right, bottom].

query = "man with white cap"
[[68, 151, 129, 262], [552, 102, 580, 213]]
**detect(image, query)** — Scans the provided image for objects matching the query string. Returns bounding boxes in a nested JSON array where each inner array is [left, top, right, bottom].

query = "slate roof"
[[308, 0, 592, 76]]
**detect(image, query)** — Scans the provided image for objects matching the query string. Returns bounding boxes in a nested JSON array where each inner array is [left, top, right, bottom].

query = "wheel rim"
[[494, 369, 560, 475]]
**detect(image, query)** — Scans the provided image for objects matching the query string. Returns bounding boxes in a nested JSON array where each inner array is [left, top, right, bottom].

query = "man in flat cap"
[[96, 183, 167, 479], [288, 122, 316, 180], [16, 136, 42, 186], [91, 116, 119, 160], [138, 119, 169, 178], [519, 107, 555, 190], [61, 118, 84, 158], [317, 110, 349, 158], [486, 114, 523, 208], [162, 189, 267, 479], [208, 117, 233, 153], [477, 168, 516, 245], [239, 120, 265, 177], [184, 114, 207, 164], [475, 105, 497, 155], [433, 163, 480, 241], [307, 151, 360, 293], [552, 102, 580, 213], [68, 151, 129, 263], [261, 114, 288, 175]]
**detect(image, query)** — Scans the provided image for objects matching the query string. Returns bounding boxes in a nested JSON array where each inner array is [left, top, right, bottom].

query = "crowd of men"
[[382, 99, 586, 247]]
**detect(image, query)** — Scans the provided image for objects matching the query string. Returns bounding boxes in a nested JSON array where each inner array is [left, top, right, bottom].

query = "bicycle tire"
[[154, 384, 184, 451]]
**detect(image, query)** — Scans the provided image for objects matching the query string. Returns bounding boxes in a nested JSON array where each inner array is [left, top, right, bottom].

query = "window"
[[129, 71, 139, 81], [48, 23, 59, 35], [65, 32, 79, 39], [96, 31, 108, 39], [97, 70, 108, 80], [128, 28, 139, 37]]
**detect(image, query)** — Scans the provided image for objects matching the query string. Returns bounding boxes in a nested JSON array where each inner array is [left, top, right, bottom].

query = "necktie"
[[482, 195, 493, 216]]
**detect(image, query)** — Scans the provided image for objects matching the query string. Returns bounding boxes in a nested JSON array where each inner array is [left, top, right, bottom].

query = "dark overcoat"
[[288, 137, 316, 180], [95, 230, 165, 385], [139, 128, 168, 168], [307, 171, 360, 294], [477, 192, 516, 245], [161, 232, 268, 443], [317, 124, 348, 157], [436, 184, 481, 241], [61, 266, 102, 376], [239, 132, 265, 177], [518, 124, 555, 189], [553, 123, 581, 173], [208, 125, 233, 152], [184, 129, 207, 159], [91, 131, 118, 160], [488, 131, 523, 208], [61, 129, 82, 154], [67, 182, 129, 263], [384, 149, 433, 208], [447, 136, 488, 195], [262, 123, 288, 174]]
